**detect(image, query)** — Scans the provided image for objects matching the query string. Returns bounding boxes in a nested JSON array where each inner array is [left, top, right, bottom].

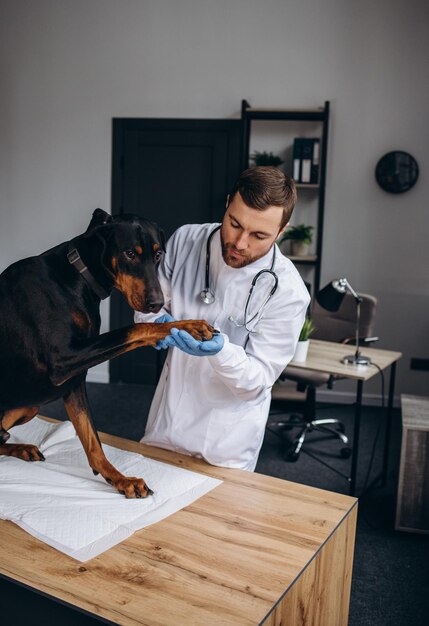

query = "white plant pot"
[[291, 241, 309, 257], [292, 339, 310, 363]]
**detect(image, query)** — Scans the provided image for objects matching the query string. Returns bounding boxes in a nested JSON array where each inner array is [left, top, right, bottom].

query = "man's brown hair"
[[229, 166, 297, 229]]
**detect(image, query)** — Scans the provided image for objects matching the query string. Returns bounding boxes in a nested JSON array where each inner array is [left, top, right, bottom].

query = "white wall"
[[1, 0, 428, 397]]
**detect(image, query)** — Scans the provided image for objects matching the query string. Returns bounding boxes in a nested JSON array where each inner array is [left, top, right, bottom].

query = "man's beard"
[[221, 242, 262, 268]]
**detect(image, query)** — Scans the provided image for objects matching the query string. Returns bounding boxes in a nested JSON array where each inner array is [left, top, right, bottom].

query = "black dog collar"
[[67, 244, 109, 300]]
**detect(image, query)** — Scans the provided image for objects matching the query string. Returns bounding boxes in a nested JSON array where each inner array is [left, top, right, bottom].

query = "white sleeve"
[[207, 282, 310, 405]]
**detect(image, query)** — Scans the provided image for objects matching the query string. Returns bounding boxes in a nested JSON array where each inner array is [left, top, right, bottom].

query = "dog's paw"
[[176, 320, 216, 341], [110, 476, 153, 498], [0, 443, 45, 462]]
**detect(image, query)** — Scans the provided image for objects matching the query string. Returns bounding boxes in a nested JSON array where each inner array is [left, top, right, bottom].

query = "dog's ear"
[[86, 208, 113, 232]]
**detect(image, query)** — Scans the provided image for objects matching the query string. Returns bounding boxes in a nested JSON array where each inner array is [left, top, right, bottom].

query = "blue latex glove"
[[169, 328, 224, 356], [154, 314, 176, 350]]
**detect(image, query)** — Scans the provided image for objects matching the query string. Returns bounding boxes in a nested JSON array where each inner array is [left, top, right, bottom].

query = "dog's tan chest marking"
[[72, 309, 92, 333]]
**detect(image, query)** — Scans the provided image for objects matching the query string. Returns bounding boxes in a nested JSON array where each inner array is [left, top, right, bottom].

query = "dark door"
[[110, 118, 242, 384]]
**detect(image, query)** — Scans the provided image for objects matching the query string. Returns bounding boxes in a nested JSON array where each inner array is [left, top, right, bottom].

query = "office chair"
[[269, 292, 378, 462]]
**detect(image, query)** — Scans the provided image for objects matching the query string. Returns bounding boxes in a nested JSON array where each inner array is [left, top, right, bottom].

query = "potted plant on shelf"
[[278, 223, 314, 257], [250, 150, 284, 167], [293, 317, 315, 362]]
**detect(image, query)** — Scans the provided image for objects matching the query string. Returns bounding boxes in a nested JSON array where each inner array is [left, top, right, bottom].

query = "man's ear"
[[225, 194, 230, 209], [277, 222, 289, 238], [86, 208, 112, 232]]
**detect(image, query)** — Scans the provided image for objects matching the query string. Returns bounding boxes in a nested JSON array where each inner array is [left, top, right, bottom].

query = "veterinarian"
[[135, 166, 310, 471]]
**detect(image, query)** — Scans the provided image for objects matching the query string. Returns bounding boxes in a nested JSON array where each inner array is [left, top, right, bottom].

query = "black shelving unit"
[[241, 100, 330, 293]]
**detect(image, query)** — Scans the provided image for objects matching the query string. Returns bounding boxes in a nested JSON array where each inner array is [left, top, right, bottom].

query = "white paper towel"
[[0, 417, 221, 561]]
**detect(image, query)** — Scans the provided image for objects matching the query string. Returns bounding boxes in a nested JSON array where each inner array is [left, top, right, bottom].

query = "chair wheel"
[[340, 447, 352, 459], [336, 423, 346, 433], [286, 449, 300, 462]]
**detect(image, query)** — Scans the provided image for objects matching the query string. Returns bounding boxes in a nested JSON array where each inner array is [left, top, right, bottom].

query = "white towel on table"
[[0, 417, 221, 561]]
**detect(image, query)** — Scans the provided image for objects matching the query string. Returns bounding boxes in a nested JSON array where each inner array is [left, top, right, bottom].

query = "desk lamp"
[[316, 278, 372, 366]]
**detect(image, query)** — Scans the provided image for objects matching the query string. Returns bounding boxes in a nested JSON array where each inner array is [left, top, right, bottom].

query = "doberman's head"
[[84, 209, 166, 313]]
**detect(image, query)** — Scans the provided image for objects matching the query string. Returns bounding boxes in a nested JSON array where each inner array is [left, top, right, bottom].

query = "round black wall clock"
[[375, 151, 419, 194]]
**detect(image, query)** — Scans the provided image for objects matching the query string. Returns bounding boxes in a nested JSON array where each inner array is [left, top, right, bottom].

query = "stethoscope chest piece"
[[200, 289, 215, 305]]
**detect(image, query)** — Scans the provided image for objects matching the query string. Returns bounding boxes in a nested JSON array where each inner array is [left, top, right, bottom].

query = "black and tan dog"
[[0, 208, 214, 497]]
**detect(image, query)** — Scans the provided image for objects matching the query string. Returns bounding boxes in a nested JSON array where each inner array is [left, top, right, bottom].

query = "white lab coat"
[[135, 223, 310, 471]]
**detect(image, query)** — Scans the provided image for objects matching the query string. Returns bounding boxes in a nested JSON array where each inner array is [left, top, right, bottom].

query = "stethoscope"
[[199, 225, 279, 332]]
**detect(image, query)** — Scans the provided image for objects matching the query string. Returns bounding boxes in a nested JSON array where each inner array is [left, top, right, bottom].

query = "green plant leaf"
[[278, 223, 314, 244], [299, 317, 316, 341], [250, 150, 284, 167]]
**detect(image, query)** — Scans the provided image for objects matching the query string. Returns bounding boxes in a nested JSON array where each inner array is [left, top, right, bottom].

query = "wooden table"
[[0, 422, 357, 626], [289, 340, 402, 495]]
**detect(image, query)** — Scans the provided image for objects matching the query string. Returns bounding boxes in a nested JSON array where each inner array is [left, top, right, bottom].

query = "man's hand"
[[169, 328, 224, 356], [154, 314, 176, 350]]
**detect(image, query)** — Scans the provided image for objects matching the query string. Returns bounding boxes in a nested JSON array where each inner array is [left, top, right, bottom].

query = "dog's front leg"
[[63, 381, 152, 498], [50, 319, 215, 386]]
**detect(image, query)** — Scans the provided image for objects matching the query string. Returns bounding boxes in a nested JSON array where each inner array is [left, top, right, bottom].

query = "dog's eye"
[[124, 250, 135, 260], [154, 250, 163, 262]]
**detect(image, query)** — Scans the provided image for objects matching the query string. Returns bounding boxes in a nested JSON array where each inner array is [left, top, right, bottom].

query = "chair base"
[[268, 414, 352, 463]]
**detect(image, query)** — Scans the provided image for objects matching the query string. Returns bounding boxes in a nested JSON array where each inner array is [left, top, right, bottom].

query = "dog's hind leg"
[[0, 406, 45, 461], [63, 380, 153, 498]]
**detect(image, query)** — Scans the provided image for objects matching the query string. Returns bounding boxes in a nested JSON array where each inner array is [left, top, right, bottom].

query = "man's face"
[[220, 192, 285, 268]]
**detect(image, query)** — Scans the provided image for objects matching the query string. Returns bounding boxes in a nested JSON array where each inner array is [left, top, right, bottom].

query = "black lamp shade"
[[316, 281, 345, 312]]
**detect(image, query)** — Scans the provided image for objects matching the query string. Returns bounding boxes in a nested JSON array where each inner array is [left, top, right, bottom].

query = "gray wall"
[[1, 0, 428, 399]]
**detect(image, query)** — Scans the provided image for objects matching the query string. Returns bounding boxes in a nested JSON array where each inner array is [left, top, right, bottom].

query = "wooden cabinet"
[[241, 100, 330, 293], [395, 394, 429, 534]]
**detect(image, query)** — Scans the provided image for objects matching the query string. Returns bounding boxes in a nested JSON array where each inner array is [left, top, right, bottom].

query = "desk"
[[0, 422, 357, 626], [288, 340, 402, 496]]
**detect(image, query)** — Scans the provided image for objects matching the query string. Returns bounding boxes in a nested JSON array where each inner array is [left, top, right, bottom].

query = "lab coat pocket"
[[203, 404, 265, 469], [224, 315, 250, 348]]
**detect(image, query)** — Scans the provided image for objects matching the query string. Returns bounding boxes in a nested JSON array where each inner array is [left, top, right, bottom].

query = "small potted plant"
[[278, 223, 314, 257], [250, 150, 284, 167], [293, 317, 315, 362]]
